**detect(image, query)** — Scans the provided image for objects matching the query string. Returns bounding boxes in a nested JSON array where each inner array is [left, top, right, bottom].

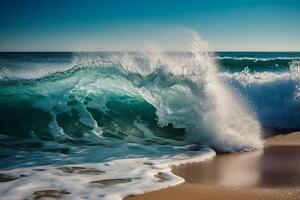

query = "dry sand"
[[125, 132, 300, 200]]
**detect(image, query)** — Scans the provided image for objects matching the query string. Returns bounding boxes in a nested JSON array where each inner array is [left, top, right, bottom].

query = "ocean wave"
[[2, 53, 300, 131], [216, 56, 300, 61], [0, 36, 263, 153], [216, 56, 300, 71], [220, 60, 300, 128]]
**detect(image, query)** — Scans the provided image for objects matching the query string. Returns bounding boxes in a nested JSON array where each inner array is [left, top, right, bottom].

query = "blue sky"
[[0, 0, 299, 51]]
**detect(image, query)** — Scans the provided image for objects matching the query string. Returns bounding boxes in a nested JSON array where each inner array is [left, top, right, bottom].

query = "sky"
[[0, 0, 299, 51]]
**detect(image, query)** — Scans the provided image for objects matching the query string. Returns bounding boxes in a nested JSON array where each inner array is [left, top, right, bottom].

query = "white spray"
[[95, 30, 264, 151]]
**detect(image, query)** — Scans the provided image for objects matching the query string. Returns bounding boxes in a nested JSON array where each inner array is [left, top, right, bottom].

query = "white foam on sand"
[[0, 148, 215, 200]]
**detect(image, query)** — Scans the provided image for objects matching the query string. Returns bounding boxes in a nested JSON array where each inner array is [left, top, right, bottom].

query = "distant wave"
[[216, 56, 300, 61], [220, 60, 300, 129], [216, 56, 300, 70]]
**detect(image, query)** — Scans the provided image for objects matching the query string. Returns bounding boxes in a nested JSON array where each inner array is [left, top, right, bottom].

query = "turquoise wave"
[[2, 51, 300, 169]]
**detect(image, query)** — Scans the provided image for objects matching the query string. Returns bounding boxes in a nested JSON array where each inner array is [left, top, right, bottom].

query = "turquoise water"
[[1, 51, 300, 169]]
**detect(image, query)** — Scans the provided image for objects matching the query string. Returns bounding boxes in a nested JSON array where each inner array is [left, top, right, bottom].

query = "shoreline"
[[125, 132, 300, 200]]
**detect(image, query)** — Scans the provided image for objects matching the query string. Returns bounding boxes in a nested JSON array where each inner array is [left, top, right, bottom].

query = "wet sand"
[[125, 132, 300, 200]]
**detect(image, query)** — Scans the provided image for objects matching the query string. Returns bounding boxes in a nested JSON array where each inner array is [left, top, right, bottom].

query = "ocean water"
[[1, 39, 300, 199]]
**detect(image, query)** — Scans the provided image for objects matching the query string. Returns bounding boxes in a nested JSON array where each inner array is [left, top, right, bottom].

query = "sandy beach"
[[125, 132, 300, 200]]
